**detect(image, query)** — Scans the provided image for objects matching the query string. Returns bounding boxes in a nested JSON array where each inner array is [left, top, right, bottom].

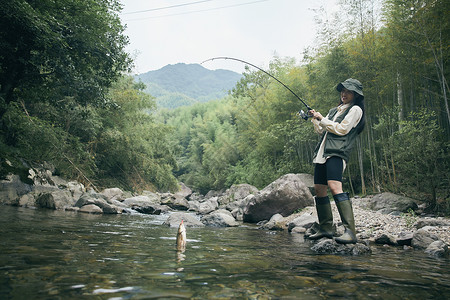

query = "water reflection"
[[0, 206, 449, 299]]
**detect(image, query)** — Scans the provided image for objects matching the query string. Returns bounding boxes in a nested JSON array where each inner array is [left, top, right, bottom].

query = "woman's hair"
[[339, 92, 365, 134], [353, 94, 365, 134]]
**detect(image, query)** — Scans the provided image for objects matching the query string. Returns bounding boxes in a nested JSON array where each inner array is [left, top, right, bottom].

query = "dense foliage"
[[0, 0, 178, 192], [159, 0, 449, 214]]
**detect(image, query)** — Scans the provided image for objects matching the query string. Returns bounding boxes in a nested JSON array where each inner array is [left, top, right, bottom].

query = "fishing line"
[[201, 56, 312, 119]]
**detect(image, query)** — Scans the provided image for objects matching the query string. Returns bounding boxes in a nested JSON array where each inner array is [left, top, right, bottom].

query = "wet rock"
[[375, 233, 397, 246], [36, 189, 75, 210], [134, 204, 169, 215], [310, 239, 371, 255], [243, 174, 314, 223], [287, 213, 316, 232], [201, 212, 239, 227], [164, 212, 204, 227], [396, 232, 414, 246], [79, 204, 103, 214], [260, 213, 285, 230], [75, 193, 122, 214], [425, 241, 449, 258], [411, 228, 439, 249], [123, 195, 159, 208], [0, 174, 32, 205]]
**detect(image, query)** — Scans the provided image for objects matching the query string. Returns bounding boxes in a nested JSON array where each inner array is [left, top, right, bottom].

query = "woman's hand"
[[309, 109, 324, 121]]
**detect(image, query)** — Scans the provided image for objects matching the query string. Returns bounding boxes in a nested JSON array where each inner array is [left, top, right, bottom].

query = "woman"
[[307, 78, 365, 244]]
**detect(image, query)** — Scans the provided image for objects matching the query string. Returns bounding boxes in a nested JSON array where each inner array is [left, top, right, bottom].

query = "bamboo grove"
[[159, 0, 449, 213]]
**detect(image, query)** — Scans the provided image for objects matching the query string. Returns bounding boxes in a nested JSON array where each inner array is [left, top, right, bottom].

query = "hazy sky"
[[119, 0, 339, 74]]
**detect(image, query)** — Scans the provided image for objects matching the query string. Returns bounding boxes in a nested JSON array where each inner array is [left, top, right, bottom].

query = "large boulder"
[[0, 174, 32, 205], [360, 193, 418, 214], [218, 184, 258, 207], [160, 194, 190, 211], [201, 211, 239, 227], [243, 174, 314, 223], [163, 212, 204, 227], [36, 189, 75, 210], [75, 193, 123, 214], [411, 227, 440, 249], [123, 195, 159, 208]]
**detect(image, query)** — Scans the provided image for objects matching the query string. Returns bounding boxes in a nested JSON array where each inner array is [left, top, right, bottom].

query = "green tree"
[[0, 0, 131, 107]]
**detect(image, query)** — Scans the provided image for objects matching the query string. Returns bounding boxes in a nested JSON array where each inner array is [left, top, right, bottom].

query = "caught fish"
[[176, 220, 186, 252]]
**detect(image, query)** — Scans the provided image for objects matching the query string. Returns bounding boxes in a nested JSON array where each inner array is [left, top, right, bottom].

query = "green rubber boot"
[[308, 196, 334, 240], [334, 192, 357, 244]]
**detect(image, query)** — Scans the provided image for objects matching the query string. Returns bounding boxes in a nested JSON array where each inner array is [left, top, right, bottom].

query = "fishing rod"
[[201, 56, 312, 120]]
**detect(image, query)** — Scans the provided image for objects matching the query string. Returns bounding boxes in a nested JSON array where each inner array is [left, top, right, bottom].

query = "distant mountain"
[[135, 63, 242, 109]]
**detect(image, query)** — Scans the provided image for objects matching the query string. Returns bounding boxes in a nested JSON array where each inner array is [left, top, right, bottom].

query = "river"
[[0, 206, 449, 299]]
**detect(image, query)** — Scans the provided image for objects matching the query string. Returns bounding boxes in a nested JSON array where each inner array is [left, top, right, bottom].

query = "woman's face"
[[341, 88, 355, 104]]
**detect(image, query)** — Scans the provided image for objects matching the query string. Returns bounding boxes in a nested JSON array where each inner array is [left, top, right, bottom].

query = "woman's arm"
[[319, 106, 363, 136]]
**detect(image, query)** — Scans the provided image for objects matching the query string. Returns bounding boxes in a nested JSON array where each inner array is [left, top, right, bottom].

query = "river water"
[[0, 206, 449, 299]]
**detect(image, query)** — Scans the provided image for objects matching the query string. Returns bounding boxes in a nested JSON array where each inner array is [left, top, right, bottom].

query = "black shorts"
[[314, 156, 344, 185]]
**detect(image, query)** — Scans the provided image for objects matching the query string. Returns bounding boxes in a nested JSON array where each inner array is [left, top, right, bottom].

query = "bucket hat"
[[336, 78, 364, 98]]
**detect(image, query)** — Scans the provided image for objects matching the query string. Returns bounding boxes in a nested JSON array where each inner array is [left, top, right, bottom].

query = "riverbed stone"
[[311, 239, 371, 255], [375, 233, 397, 246], [101, 188, 126, 202], [287, 213, 316, 232], [160, 194, 189, 211], [243, 174, 314, 223], [396, 232, 414, 246], [75, 193, 123, 214], [0, 174, 32, 205], [360, 192, 418, 214], [164, 212, 205, 227], [79, 204, 103, 214], [123, 195, 159, 208], [424, 241, 449, 258], [260, 213, 285, 230], [411, 228, 440, 249], [198, 197, 219, 214], [201, 212, 239, 227], [35, 189, 75, 210], [218, 184, 258, 207]]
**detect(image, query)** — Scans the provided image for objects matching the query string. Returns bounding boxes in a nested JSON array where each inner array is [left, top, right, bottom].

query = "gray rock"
[[36, 189, 75, 210], [164, 212, 204, 227], [202, 212, 239, 227], [175, 182, 192, 198], [311, 239, 371, 255], [243, 174, 314, 223], [218, 184, 258, 207], [134, 204, 169, 215], [161, 194, 189, 211], [75, 193, 122, 214], [0, 174, 32, 205], [362, 192, 418, 214], [260, 213, 285, 230], [287, 213, 316, 232], [198, 197, 219, 214], [79, 204, 103, 214], [424, 241, 449, 258], [123, 195, 159, 207], [375, 233, 397, 246], [415, 218, 450, 229], [101, 188, 126, 202], [396, 232, 414, 246], [411, 228, 439, 249]]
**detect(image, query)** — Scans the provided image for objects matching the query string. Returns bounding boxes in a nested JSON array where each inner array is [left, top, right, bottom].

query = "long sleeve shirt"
[[312, 103, 363, 165]]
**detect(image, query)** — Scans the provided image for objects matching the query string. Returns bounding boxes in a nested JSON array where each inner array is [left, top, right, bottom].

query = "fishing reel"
[[297, 109, 311, 120]]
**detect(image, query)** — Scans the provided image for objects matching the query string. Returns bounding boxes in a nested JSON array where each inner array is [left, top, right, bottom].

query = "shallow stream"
[[1, 206, 449, 299]]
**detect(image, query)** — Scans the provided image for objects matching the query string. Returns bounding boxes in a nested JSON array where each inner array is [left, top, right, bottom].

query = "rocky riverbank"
[[1, 162, 448, 258]]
